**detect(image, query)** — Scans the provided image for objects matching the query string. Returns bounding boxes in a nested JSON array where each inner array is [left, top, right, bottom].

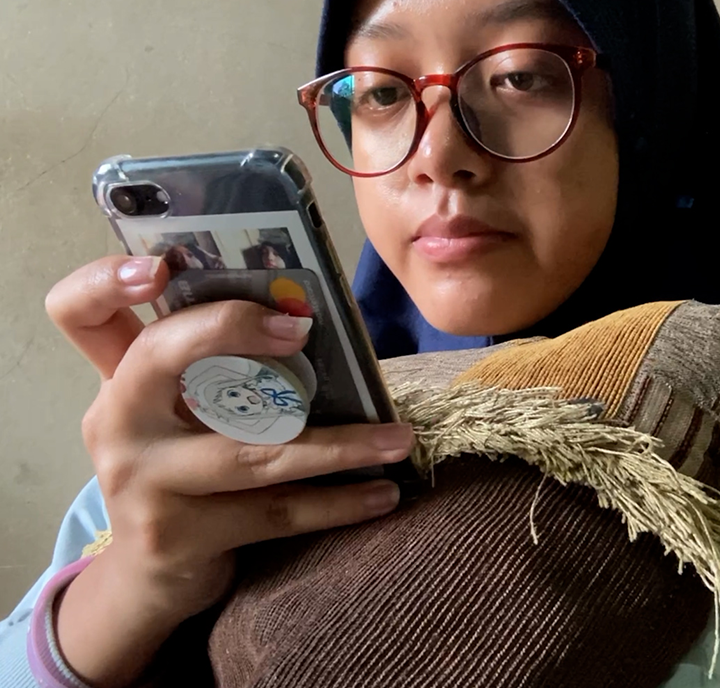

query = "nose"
[[406, 84, 495, 189]]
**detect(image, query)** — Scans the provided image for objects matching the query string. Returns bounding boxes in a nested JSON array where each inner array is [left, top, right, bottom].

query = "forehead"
[[349, 0, 582, 44]]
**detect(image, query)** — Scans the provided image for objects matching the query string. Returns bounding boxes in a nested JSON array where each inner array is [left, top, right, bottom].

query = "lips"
[[412, 215, 516, 263]]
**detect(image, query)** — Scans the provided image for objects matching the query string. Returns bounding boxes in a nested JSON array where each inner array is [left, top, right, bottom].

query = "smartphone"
[[92, 147, 416, 486]]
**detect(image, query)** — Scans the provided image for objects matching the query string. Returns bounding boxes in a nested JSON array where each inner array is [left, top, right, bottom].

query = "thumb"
[[46, 255, 169, 380]]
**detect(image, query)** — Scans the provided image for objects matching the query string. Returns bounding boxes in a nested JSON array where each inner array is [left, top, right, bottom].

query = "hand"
[[45, 255, 414, 687]]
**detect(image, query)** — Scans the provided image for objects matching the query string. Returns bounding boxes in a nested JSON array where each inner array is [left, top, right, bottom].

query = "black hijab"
[[316, 0, 720, 359]]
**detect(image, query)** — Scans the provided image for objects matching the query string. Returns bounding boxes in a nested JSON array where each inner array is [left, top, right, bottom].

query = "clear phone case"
[[93, 147, 417, 487]]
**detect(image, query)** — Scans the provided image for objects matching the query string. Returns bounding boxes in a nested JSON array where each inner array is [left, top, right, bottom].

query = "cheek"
[[518, 91, 618, 267], [353, 177, 408, 259]]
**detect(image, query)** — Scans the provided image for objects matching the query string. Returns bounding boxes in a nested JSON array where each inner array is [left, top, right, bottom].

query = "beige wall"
[[0, 0, 366, 616]]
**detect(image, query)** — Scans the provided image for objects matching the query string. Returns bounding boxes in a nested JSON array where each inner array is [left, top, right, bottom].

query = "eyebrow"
[[351, 0, 575, 42]]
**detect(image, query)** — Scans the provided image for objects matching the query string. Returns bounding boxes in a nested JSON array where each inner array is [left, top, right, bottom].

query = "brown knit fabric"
[[208, 458, 711, 687], [455, 301, 680, 417]]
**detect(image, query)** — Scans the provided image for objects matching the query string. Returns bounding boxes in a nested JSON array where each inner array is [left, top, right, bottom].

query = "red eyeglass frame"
[[297, 43, 607, 178]]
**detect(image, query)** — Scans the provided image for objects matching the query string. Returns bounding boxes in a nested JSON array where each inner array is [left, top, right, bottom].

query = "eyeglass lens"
[[315, 48, 576, 174]]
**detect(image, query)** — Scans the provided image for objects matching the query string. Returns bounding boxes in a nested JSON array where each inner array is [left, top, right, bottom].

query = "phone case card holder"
[[181, 353, 317, 445]]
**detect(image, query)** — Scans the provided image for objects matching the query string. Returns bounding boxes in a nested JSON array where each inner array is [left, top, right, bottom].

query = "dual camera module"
[[109, 184, 170, 217]]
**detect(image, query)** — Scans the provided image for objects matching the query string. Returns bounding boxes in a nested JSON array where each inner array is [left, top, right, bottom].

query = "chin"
[[411, 287, 550, 338], [416, 299, 506, 337]]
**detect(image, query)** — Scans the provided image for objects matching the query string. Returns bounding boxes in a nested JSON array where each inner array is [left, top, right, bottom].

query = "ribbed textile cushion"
[[205, 301, 720, 687]]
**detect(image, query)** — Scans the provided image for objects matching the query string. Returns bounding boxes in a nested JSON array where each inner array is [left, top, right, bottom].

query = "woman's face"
[[178, 246, 206, 271], [262, 245, 287, 269], [346, 0, 618, 336]]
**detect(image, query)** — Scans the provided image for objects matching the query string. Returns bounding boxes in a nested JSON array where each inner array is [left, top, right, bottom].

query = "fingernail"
[[363, 481, 401, 516], [118, 257, 162, 286], [264, 314, 313, 340], [372, 423, 415, 452]]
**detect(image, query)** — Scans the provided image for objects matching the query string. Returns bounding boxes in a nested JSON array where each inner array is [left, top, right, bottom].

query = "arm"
[[0, 478, 108, 687]]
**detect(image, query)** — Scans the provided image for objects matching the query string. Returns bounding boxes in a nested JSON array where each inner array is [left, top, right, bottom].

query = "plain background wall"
[[0, 0, 366, 616], [3, 0, 719, 619]]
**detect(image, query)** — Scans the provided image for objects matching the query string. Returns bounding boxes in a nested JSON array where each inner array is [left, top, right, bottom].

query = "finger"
[[149, 423, 416, 495], [46, 256, 169, 379], [189, 480, 403, 552], [112, 300, 312, 415]]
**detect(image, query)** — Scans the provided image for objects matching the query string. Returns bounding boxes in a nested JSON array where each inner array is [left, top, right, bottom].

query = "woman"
[[149, 242, 227, 273], [1, 0, 719, 685]]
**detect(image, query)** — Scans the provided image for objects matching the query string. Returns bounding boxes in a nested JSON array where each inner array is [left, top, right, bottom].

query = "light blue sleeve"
[[0, 478, 718, 687], [661, 615, 720, 688], [0, 478, 109, 687]]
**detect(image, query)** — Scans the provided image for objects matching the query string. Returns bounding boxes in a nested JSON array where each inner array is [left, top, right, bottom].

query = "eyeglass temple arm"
[[298, 90, 332, 109]]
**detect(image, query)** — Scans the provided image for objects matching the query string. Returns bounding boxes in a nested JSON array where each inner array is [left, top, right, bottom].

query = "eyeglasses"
[[297, 43, 606, 178]]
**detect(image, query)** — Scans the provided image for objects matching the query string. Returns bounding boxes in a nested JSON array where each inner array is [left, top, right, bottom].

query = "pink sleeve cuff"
[[27, 556, 95, 688]]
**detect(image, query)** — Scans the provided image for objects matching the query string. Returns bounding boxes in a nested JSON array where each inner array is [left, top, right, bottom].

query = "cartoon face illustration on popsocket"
[[181, 356, 311, 445], [209, 373, 306, 422], [214, 385, 264, 417]]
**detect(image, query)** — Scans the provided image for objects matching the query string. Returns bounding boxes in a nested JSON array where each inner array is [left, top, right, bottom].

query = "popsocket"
[[181, 353, 317, 445]]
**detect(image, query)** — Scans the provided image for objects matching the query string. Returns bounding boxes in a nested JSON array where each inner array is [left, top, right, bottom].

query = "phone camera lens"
[[109, 184, 170, 217], [110, 187, 140, 216]]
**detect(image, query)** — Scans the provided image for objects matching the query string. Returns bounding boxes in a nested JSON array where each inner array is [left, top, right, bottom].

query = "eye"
[[504, 72, 538, 91], [352, 77, 412, 114], [227, 390, 240, 398], [366, 87, 403, 107], [492, 71, 551, 92], [236, 406, 250, 413]]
